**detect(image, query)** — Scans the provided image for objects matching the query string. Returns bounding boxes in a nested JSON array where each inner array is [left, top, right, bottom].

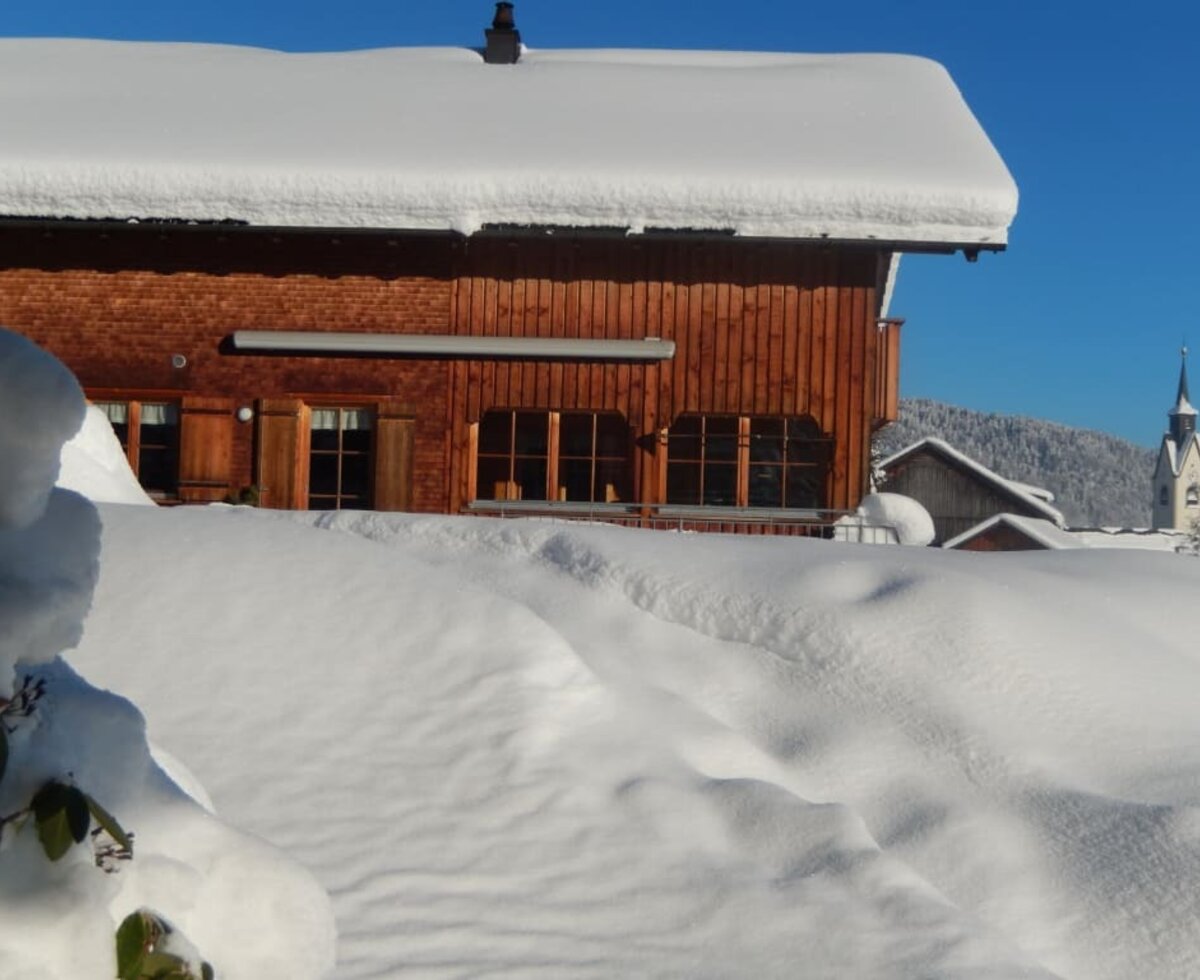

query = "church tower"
[[1151, 348, 1200, 529]]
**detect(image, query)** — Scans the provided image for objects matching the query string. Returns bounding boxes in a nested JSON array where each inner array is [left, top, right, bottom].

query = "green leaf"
[[0, 727, 7, 786], [140, 950, 191, 978], [85, 792, 133, 853], [115, 911, 152, 980], [31, 781, 90, 861]]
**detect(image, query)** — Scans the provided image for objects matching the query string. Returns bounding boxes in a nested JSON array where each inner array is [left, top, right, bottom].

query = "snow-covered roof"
[[942, 513, 1083, 551], [0, 39, 1017, 243], [879, 436, 1065, 526], [1005, 479, 1055, 504]]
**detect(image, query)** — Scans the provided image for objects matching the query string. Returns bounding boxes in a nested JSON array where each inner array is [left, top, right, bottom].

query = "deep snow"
[[64, 500, 1200, 979], [0, 39, 1017, 243]]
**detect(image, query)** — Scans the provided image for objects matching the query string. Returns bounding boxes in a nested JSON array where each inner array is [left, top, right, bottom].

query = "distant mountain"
[[873, 399, 1157, 528]]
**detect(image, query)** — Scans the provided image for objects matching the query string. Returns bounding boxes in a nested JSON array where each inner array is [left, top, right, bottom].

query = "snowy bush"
[[0, 327, 336, 979]]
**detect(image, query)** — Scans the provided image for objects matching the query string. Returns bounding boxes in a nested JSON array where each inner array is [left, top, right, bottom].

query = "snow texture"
[[0, 327, 85, 528], [58, 405, 155, 507], [64, 502, 1200, 980], [0, 330, 335, 979], [0, 39, 1017, 244], [858, 491, 935, 546]]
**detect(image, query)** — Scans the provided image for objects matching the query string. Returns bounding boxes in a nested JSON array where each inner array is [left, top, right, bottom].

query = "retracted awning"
[[231, 331, 676, 360]]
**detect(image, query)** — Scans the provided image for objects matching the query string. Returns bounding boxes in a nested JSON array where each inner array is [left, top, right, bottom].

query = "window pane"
[[668, 434, 703, 462], [95, 401, 128, 425], [476, 457, 512, 500], [513, 457, 547, 500], [478, 411, 513, 455], [672, 415, 702, 438], [311, 409, 339, 431], [784, 466, 823, 509], [594, 460, 628, 503], [594, 415, 627, 458], [311, 428, 340, 451], [748, 464, 784, 507], [703, 462, 737, 505], [309, 454, 339, 495], [140, 403, 175, 426], [705, 433, 738, 462], [138, 447, 178, 496], [749, 417, 785, 463], [341, 453, 371, 496], [559, 413, 594, 458], [342, 427, 372, 453], [342, 409, 372, 431], [514, 412, 548, 455], [667, 462, 701, 504], [559, 458, 593, 501]]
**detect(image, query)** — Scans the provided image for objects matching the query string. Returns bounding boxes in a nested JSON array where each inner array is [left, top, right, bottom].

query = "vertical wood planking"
[[446, 238, 888, 514]]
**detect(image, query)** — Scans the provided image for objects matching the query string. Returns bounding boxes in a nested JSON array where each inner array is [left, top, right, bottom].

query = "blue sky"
[[3, 1, 1196, 446]]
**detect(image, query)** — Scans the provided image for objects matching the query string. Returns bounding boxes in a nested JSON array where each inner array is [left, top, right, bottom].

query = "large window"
[[666, 414, 831, 509], [309, 407, 374, 510], [95, 400, 180, 500], [475, 410, 629, 503]]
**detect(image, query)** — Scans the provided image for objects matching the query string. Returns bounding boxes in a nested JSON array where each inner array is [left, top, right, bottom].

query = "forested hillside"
[[873, 399, 1158, 528]]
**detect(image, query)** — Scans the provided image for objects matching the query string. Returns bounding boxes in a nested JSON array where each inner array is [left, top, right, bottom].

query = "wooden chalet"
[[879, 438, 1063, 546], [0, 10, 1018, 531]]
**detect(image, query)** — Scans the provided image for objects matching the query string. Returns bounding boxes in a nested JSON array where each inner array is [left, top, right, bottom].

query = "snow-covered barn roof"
[[879, 437, 1065, 526], [0, 39, 1017, 243], [942, 514, 1083, 551]]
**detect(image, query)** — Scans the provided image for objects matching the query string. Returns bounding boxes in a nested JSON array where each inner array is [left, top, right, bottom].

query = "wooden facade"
[[0, 221, 901, 523]]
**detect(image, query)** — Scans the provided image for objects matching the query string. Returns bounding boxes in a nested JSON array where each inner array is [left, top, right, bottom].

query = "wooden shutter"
[[178, 396, 234, 503], [373, 402, 415, 511], [256, 398, 308, 510]]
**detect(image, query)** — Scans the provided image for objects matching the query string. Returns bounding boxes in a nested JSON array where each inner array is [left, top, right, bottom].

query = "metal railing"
[[465, 500, 898, 544]]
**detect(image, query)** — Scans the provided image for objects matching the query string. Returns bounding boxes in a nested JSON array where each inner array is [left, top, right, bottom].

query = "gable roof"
[[942, 513, 1083, 551], [0, 39, 1017, 243], [879, 437, 1065, 525]]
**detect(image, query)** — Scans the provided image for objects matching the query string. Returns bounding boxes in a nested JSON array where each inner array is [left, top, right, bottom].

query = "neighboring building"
[[1151, 349, 1200, 530], [878, 438, 1063, 545], [943, 513, 1081, 552], [0, 9, 1017, 527]]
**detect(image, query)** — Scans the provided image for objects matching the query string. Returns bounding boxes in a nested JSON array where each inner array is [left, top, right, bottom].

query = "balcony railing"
[[465, 500, 899, 544]]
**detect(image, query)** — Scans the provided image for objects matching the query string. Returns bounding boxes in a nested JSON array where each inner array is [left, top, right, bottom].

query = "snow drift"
[[63, 498, 1200, 979]]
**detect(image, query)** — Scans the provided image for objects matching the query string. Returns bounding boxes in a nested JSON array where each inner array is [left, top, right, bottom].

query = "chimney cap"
[[492, 2, 515, 29]]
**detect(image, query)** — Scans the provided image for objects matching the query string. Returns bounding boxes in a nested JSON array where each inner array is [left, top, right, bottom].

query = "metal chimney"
[[485, 3, 521, 64]]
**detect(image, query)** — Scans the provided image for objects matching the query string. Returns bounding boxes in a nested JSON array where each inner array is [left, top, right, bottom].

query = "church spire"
[[1169, 345, 1197, 446]]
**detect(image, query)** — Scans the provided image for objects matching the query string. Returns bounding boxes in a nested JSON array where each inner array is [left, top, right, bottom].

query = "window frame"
[[92, 397, 181, 501], [472, 409, 631, 504], [306, 405, 376, 511], [664, 413, 832, 510]]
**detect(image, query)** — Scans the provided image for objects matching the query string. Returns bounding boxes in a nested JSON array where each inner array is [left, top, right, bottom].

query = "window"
[[95, 400, 180, 500], [475, 410, 630, 503], [1161, 486, 1170, 506], [666, 415, 739, 506], [666, 414, 831, 509], [1188, 484, 1199, 507], [309, 407, 373, 510]]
